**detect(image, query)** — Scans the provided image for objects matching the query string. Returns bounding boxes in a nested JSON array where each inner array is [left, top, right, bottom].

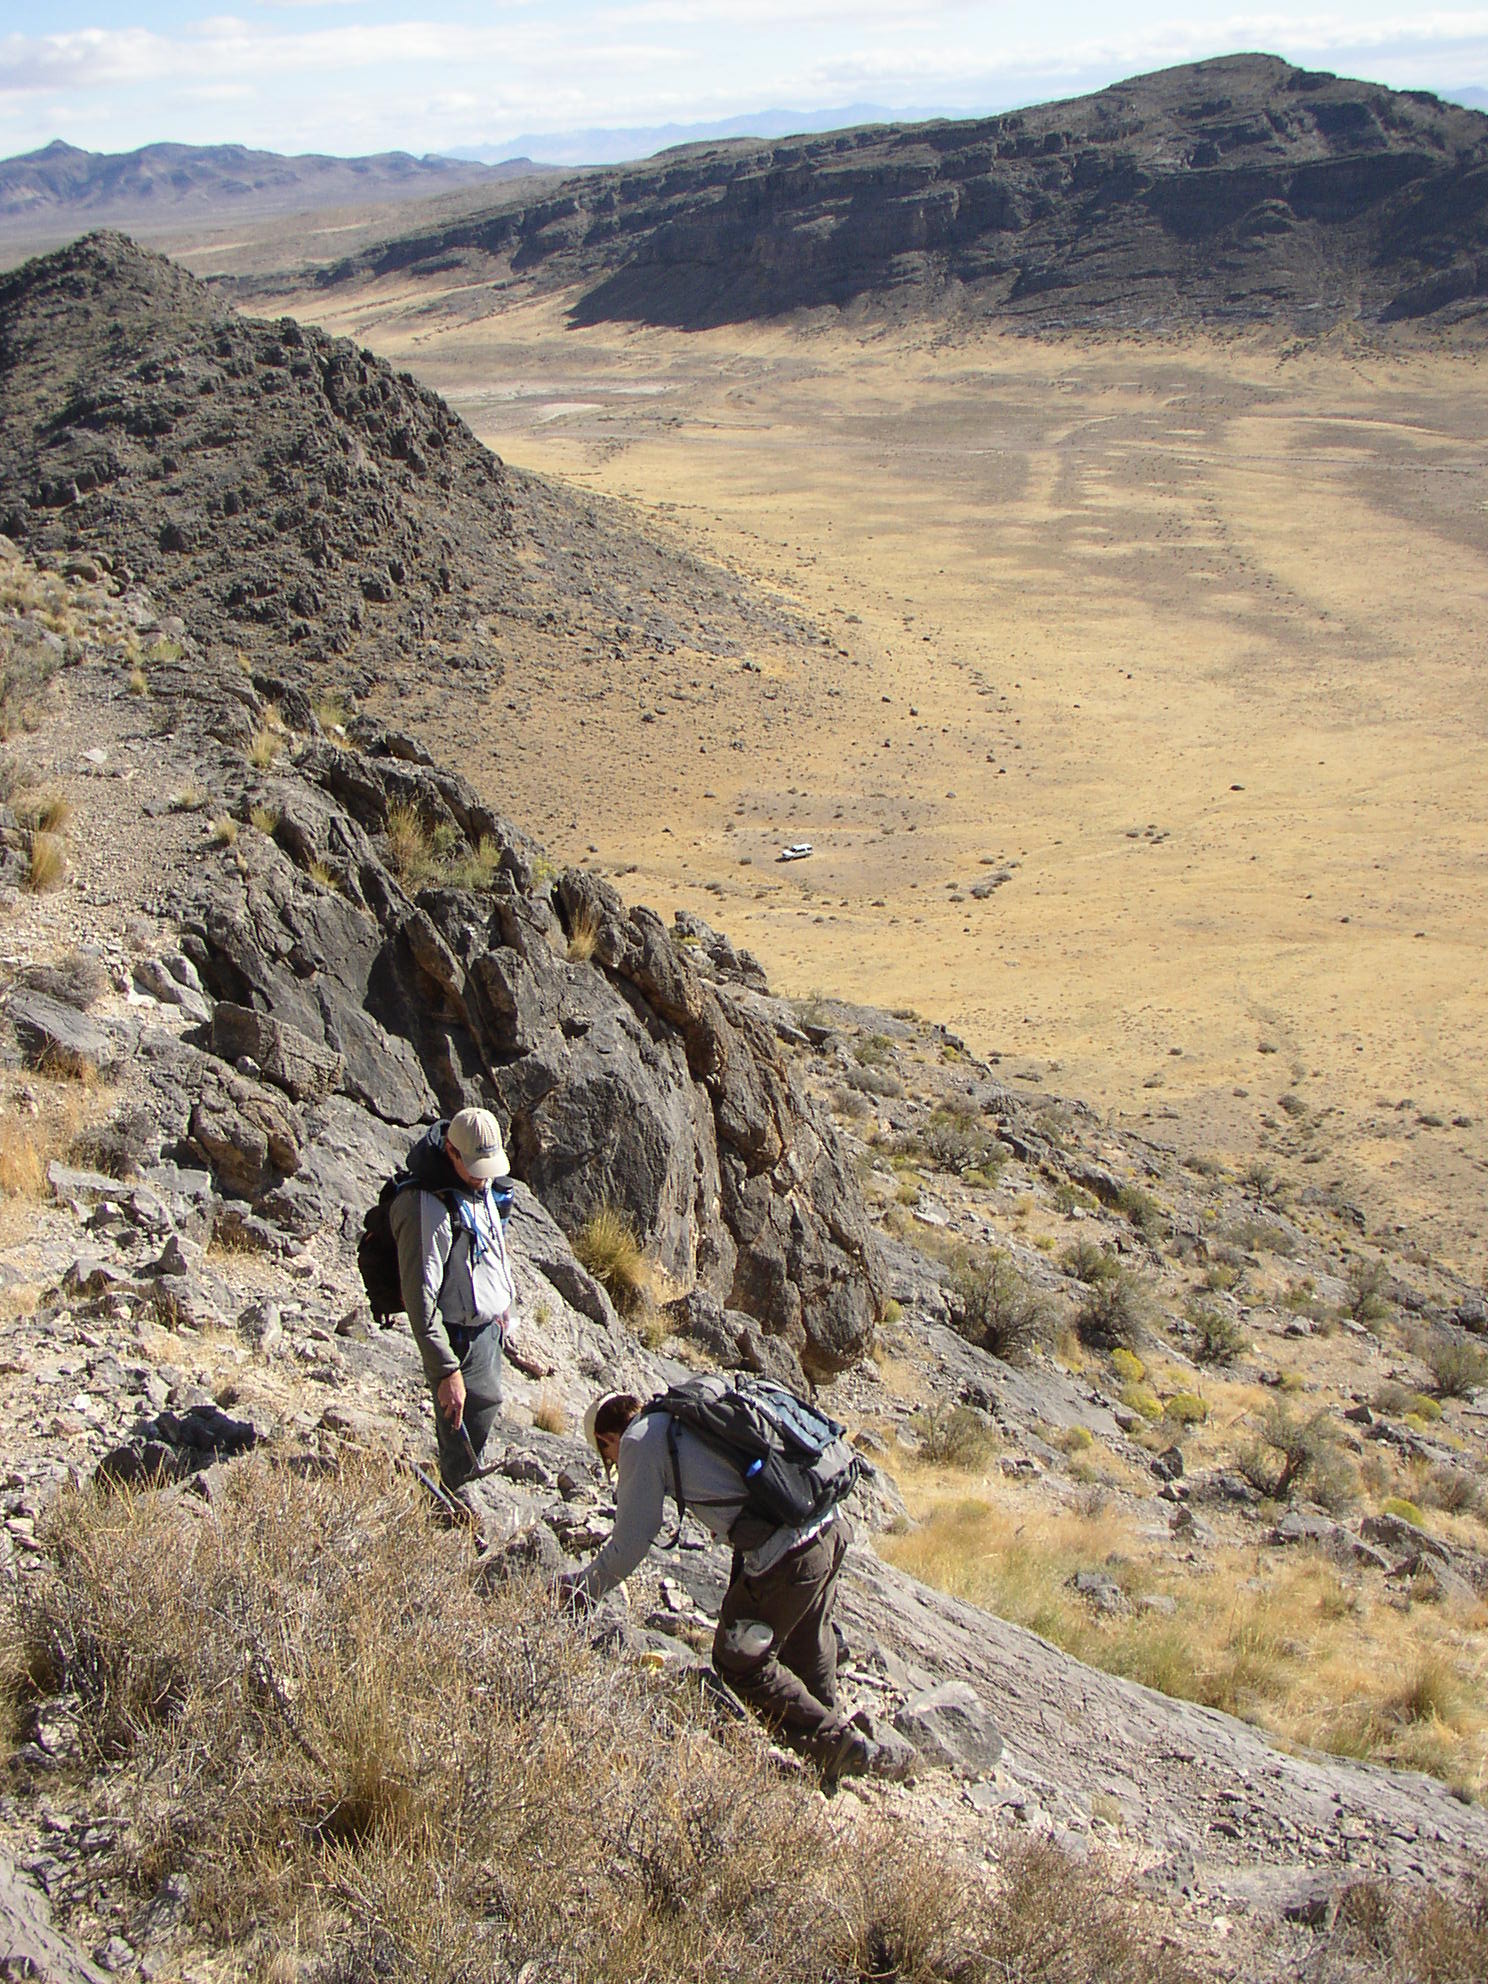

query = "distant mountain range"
[[320, 55, 1488, 335], [450, 105, 917, 168], [0, 140, 543, 237]]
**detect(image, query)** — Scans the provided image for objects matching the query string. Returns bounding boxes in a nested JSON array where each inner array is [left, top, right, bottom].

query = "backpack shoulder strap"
[[637, 1398, 690, 1550]]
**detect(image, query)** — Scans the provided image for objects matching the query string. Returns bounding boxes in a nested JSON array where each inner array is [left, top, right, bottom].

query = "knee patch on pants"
[[715, 1616, 774, 1676]]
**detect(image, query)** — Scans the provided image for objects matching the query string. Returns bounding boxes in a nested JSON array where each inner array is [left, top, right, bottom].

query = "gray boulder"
[[211, 1002, 343, 1102], [8, 990, 126, 1078], [892, 1680, 1004, 1774]]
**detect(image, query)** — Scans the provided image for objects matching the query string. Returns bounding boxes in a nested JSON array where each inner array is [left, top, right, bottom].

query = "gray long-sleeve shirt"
[[389, 1182, 515, 1389], [573, 1411, 832, 1601]]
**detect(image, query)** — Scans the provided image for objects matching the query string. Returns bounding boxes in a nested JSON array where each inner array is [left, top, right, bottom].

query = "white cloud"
[[4, 5, 1488, 158]]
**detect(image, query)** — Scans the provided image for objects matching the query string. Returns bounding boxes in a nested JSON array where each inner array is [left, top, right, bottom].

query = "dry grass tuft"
[[440, 835, 503, 892], [210, 815, 238, 847], [3, 1457, 1200, 1984], [567, 899, 601, 962], [1328, 1874, 1488, 1982], [0, 1119, 46, 1198], [247, 725, 282, 770], [383, 802, 433, 887], [878, 1471, 1488, 1793], [531, 1390, 569, 1436], [14, 789, 73, 836], [573, 1205, 653, 1314], [0, 1078, 93, 1200], [26, 830, 66, 894]]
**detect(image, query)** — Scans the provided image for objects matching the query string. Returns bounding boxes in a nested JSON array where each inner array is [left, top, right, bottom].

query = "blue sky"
[[3, 4, 1488, 162]]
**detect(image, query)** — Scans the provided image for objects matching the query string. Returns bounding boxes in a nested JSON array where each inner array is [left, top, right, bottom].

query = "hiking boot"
[[820, 1723, 875, 1785]]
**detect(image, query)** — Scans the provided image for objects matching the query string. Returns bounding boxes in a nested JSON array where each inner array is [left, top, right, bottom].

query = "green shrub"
[[1075, 1270, 1149, 1352], [1239, 1402, 1354, 1509], [1110, 1346, 1145, 1383], [910, 1403, 997, 1470], [1419, 1329, 1488, 1400], [949, 1249, 1052, 1363], [1187, 1300, 1247, 1365], [1345, 1258, 1393, 1326], [1380, 1497, 1425, 1527], [922, 1107, 1004, 1179], [1120, 1384, 1162, 1423], [1163, 1392, 1208, 1426], [1061, 1238, 1120, 1286], [1052, 1181, 1099, 1214], [441, 836, 504, 893], [1116, 1183, 1167, 1244]]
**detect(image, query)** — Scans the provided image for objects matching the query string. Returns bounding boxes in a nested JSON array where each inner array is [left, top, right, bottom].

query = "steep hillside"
[[0, 232, 1486, 1982], [318, 54, 1488, 333], [0, 544, 1485, 1984], [0, 232, 819, 691]]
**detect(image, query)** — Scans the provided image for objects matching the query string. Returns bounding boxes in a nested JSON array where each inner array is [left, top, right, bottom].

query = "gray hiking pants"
[[433, 1321, 503, 1488], [713, 1516, 850, 1752]]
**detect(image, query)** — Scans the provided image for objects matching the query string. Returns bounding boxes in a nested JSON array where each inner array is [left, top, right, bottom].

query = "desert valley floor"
[[244, 269, 1488, 1278]]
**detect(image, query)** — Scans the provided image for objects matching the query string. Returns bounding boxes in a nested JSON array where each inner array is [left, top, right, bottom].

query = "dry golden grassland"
[[878, 1415, 1488, 1802], [3, 1455, 1205, 1984], [280, 280, 1488, 1279], [0, 1071, 107, 1229]]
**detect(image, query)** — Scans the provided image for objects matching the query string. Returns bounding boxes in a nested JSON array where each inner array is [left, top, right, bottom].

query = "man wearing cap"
[[390, 1107, 516, 1489]]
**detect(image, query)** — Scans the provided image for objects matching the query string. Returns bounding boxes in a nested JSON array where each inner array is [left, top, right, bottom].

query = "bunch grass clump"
[[26, 830, 66, 893], [567, 899, 601, 963], [383, 802, 433, 886], [573, 1205, 653, 1314], [3, 1458, 1200, 1984]]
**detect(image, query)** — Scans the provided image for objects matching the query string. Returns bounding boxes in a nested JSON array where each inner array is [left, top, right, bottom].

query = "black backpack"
[[357, 1175, 513, 1325], [642, 1374, 861, 1550]]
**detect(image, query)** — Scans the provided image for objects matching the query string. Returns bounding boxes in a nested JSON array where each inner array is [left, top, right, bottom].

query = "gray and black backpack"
[[642, 1374, 861, 1549]]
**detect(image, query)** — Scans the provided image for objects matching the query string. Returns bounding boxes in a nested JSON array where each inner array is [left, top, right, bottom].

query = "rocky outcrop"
[[0, 233, 815, 692], [322, 55, 1488, 335], [0, 235, 886, 1376], [165, 714, 884, 1374]]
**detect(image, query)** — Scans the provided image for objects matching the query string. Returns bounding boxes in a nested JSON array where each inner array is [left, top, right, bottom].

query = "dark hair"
[[594, 1393, 642, 1441]]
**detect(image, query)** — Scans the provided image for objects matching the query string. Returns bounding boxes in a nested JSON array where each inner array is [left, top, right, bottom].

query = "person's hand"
[[437, 1370, 466, 1430]]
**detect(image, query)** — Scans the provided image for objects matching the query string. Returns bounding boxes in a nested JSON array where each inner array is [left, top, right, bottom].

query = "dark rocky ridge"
[[318, 54, 1488, 333], [0, 230, 887, 1376], [0, 232, 818, 688]]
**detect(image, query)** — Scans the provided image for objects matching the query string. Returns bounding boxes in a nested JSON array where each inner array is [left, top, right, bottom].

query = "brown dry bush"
[[1320, 1875, 1488, 1983], [10, 1458, 1199, 1984], [17, 949, 108, 1010]]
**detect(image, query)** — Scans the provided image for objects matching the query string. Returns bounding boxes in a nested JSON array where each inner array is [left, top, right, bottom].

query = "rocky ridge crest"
[[314, 54, 1488, 335]]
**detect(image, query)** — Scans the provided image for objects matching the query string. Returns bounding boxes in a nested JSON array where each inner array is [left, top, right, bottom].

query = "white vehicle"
[[777, 841, 813, 862]]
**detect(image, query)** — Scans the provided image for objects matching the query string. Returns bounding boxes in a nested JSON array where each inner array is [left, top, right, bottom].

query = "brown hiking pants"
[[712, 1516, 850, 1752]]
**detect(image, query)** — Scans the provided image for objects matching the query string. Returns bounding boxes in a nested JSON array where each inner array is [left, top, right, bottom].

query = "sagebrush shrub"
[[949, 1248, 1051, 1362]]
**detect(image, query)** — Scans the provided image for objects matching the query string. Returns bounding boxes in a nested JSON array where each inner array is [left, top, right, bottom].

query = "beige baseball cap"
[[446, 1106, 509, 1183]]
